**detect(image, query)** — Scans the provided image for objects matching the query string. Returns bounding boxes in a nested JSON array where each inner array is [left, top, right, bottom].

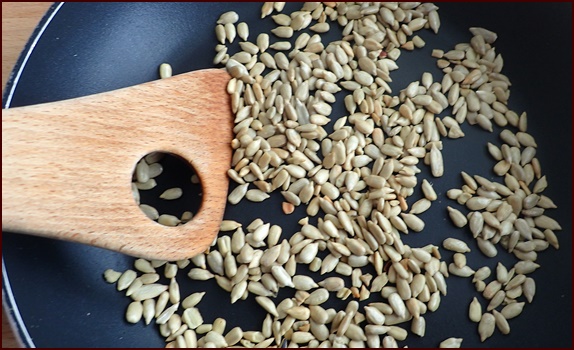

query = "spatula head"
[[2, 68, 233, 260]]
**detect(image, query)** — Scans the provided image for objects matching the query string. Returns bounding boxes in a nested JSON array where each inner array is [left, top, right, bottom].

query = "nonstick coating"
[[2, 2, 571, 347]]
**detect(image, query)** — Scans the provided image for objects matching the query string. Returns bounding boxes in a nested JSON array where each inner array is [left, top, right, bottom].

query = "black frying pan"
[[2, 2, 572, 347]]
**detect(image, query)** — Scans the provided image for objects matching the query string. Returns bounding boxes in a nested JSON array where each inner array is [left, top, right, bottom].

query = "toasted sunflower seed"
[[126, 301, 144, 324], [447, 206, 468, 227], [443, 238, 471, 253], [478, 313, 495, 342]]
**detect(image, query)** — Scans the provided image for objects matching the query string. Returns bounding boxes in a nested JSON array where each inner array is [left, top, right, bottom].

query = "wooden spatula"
[[2, 68, 233, 261]]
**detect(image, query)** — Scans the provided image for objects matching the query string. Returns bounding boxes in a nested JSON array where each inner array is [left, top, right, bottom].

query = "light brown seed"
[[447, 206, 468, 227], [182, 307, 203, 329], [126, 301, 143, 324], [478, 313, 495, 342], [443, 238, 471, 253], [523, 277, 536, 303], [130, 284, 169, 302], [492, 309, 510, 335], [501, 302, 525, 319], [469, 297, 482, 322], [439, 337, 463, 348]]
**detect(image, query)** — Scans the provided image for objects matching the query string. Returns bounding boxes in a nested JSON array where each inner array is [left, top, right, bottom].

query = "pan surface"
[[2, 2, 572, 347]]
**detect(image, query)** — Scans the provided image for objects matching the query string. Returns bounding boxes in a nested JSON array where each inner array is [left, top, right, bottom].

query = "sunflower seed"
[[217, 11, 239, 25], [305, 288, 330, 305], [447, 206, 468, 227], [130, 284, 169, 302], [523, 277, 536, 303], [237, 22, 249, 41], [182, 307, 203, 329], [271, 26, 293, 38], [187, 268, 214, 281], [478, 313, 495, 342], [104, 269, 122, 284], [271, 265, 294, 288], [157, 303, 180, 325], [246, 189, 270, 202], [491, 309, 510, 335], [422, 179, 438, 201], [448, 264, 474, 277], [439, 337, 463, 348], [443, 238, 471, 253], [117, 270, 137, 291], [501, 302, 525, 320], [514, 261, 540, 274], [126, 301, 143, 324], [159, 63, 172, 79]]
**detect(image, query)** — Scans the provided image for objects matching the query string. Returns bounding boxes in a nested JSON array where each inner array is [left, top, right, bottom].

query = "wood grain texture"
[[3, 3, 52, 347], [2, 68, 233, 261], [2, 2, 52, 94]]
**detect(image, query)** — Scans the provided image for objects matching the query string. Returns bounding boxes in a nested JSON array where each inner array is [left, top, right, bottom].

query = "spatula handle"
[[2, 69, 232, 261]]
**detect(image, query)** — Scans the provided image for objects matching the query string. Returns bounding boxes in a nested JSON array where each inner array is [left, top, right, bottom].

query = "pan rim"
[[2, 3, 64, 348]]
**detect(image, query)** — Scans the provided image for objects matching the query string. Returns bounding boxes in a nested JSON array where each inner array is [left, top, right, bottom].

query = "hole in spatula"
[[132, 152, 202, 226]]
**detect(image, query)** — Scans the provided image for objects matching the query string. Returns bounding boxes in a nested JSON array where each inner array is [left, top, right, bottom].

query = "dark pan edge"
[[2, 3, 64, 348], [2, 260, 33, 348], [2, 2, 63, 109]]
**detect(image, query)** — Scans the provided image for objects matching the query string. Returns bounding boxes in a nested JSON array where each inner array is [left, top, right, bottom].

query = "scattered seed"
[[126, 301, 144, 324], [478, 313, 495, 342], [443, 238, 471, 253], [439, 338, 463, 348], [160, 188, 183, 200], [159, 63, 172, 79], [158, 214, 180, 227]]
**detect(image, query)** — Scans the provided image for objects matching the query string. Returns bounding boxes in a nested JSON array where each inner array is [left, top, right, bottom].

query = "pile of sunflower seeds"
[[107, 2, 562, 348]]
